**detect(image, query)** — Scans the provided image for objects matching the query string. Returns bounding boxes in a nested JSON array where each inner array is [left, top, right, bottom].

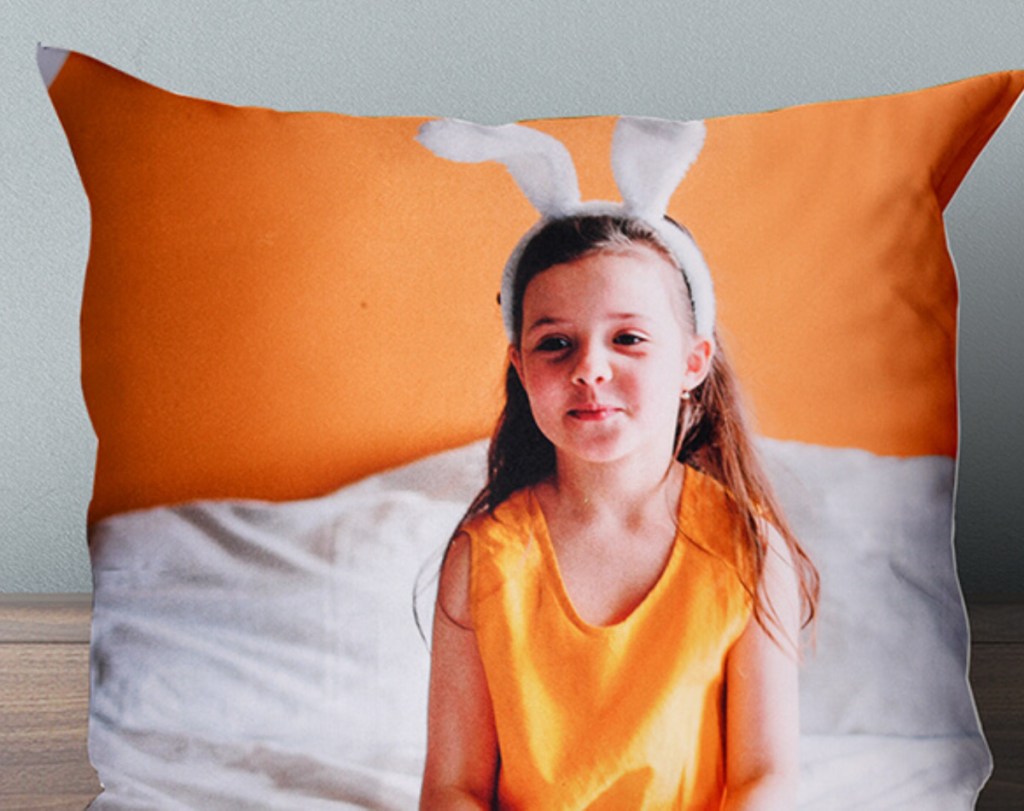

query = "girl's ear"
[[682, 336, 715, 391], [508, 344, 524, 382]]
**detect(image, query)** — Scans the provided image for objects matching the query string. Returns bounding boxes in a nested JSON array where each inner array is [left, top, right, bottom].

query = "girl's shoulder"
[[681, 463, 737, 512], [459, 486, 538, 543], [457, 486, 547, 613], [437, 489, 537, 630], [680, 464, 753, 569]]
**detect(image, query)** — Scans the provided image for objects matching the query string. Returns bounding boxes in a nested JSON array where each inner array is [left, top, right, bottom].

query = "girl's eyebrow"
[[609, 312, 649, 323], [523, 315, 573, 335], [526, 312, 649, 332]]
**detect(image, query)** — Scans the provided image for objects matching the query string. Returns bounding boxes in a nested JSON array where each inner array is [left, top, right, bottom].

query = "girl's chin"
[[546, 426, 680, 470], [552, 438, 648, 468]]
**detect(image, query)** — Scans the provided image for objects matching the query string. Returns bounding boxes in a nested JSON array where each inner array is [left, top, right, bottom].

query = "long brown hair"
[[446, 214, 818, 642]]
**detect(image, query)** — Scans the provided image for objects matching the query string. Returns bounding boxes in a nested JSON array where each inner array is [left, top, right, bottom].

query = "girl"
[[416, 119, 818, 810]]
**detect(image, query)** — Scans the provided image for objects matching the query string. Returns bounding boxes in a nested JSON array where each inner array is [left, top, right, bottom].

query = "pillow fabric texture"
[[42, 46, 1022, 809]]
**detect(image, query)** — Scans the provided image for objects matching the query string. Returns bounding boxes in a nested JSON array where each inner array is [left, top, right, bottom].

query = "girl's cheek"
[[521, 368, 555, 405], [527, 362, 561, 391]]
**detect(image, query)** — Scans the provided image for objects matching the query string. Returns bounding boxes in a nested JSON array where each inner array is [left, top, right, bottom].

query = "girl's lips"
[[568, 405, 621, 421]]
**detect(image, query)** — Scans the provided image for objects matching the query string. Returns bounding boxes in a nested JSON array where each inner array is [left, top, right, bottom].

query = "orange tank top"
[[466, 466, 753, 810]]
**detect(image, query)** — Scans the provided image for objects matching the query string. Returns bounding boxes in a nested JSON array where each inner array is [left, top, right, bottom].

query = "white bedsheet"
[[86, 728, 991, 810], [798, 734, 990, 810], [86, 439, 990, 809]]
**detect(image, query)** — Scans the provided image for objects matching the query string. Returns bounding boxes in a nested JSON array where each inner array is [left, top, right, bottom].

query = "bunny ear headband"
[[416, 116, 715, 341]]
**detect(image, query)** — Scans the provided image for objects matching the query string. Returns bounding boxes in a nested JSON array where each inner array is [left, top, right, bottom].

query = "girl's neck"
[[545, 452, 684, 527]]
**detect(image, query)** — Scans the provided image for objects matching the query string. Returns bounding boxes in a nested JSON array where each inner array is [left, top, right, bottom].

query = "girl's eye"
[[536, 336, 571, 353], [614, 333, 647, 347]]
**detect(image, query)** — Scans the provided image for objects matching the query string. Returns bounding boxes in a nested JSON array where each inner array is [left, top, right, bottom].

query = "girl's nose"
[[572, 343, 612, 386]]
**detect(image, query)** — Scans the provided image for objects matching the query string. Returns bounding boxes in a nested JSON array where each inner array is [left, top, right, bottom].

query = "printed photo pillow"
[[41, 46, 1022, 809]]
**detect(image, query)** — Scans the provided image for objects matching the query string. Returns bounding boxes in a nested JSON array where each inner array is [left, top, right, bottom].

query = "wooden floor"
[[971, 601, 1024, 810], [0, 595, 1021, 810], [0, 595, 99, 810]]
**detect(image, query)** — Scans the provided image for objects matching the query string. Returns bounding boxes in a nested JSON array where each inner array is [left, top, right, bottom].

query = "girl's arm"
[[722, 525, 802, 811], [420, 533, 499, 810]]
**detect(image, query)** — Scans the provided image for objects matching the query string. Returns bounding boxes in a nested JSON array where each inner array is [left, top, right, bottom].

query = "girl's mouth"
[[568, 405, 621, 421]]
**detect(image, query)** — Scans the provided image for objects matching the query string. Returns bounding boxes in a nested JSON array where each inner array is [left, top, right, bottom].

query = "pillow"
[[42, 45, 1022, 808]]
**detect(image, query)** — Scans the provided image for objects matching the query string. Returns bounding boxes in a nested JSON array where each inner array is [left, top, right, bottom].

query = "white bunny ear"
[[416, 118, 581, 217], [612, 117, 706, 221]]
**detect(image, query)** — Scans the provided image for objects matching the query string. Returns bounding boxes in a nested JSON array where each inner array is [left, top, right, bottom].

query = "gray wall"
[[3, 0, 1023, 595]]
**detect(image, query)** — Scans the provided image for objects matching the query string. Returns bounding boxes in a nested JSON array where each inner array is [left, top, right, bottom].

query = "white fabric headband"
[[416, 116, 716, 341]]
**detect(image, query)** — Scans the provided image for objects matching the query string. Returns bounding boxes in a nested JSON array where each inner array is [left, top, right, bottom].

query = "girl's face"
[[510, 245, 713, 470]]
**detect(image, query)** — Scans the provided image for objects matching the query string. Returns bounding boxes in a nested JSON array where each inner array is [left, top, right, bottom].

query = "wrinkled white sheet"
[[798, 734, 990, 810], [86, 439, 991, 809], [86, 729, 991, 810]]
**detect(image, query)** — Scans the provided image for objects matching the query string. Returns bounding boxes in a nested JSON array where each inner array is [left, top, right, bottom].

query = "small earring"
[[680, 390, 691, 401]]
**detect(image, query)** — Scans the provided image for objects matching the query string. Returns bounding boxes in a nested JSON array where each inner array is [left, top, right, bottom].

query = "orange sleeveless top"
[[466, 466, 753, 810]]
